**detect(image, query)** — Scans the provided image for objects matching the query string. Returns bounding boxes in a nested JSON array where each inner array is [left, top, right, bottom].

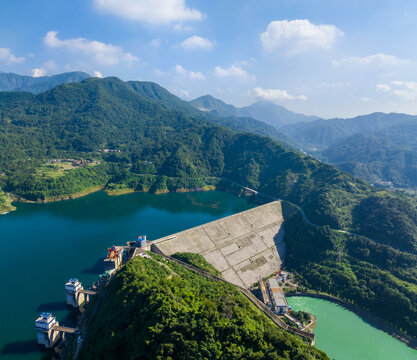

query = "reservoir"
[[0, 190, 254, 360], [2, 191, 416, 360], [287, 296, 417, 360]]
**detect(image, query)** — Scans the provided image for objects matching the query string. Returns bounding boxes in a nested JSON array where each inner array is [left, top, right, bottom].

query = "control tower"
[[34, 312, 60, 348], [65, 278, 85, 308]]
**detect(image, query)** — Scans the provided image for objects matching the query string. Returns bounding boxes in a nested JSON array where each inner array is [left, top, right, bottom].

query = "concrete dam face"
[[153, 201, 286, 288]]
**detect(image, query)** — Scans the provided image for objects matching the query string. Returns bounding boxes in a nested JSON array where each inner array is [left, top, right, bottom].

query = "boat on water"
[[1, 212, 9, 215]]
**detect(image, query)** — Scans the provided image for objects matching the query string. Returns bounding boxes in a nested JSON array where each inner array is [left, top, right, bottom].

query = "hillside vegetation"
[[0, 78, 416, 236], [2, 77, 417, 335], [280, 112, 417, 149], [79, 254, 328, 360], [284, 212, 417, 336], [280, 113, 417, 188], [318, 121, 417, 188]]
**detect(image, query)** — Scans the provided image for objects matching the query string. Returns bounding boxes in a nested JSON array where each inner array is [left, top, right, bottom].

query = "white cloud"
[[318, 81, 351, 88], [0, 48, 25, 64], [180, 35, 214, 50], [377, 81, 417, 100], [252, 87, 307, 101], [44, 31, 138, 66], [360, 97, 373, 103], [376, 84, 391, 92], [93, 70, 103, 78], [175, 64, 205, 80], [214, 65, 255, 82], [260, 19, 343, 54], [391, 81, 417, 100], [332, 53, 409, 67], [94, 0, 202, 25], [32, 68, 48, 77]]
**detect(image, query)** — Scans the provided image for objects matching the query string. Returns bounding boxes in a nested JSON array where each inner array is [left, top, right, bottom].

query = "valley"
[[1, 74, 417, 359]]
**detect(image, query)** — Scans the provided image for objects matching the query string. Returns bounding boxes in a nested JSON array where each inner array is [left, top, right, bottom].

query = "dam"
[[153, 200, 286, 288]]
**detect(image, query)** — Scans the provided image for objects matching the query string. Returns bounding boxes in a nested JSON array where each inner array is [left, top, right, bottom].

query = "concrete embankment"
[[287, 292, 417, 350], [153, 200, 287, 288]]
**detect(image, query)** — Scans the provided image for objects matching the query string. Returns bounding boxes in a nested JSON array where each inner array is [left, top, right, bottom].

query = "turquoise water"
[[287, 296, 417, 360], [0, 191, 254, 360]]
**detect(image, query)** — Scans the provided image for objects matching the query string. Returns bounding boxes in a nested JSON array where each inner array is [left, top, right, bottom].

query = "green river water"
[[288, 297, 417, 360]]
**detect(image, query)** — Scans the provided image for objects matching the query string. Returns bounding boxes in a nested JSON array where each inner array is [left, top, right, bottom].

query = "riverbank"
[[4, 177, 255, 213], [0, 194, 16, 214], [287, 292, 417, 350]]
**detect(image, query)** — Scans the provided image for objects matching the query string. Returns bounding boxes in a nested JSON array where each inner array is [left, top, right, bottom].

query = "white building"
[[267, 278, 289, 314]]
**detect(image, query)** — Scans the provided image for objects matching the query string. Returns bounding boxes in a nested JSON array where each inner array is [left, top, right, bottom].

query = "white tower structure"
[[34, 312, 60, 348]]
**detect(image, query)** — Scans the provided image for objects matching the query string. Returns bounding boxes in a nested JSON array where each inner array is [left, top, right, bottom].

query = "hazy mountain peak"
[[190, 95, 320, 129], [0, 71, 91, 94]]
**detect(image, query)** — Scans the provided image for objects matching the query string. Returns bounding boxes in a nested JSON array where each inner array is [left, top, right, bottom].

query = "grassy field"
[[35, 162, 81, 178]]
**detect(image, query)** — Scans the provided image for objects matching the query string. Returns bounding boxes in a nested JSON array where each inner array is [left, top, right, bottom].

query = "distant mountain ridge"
[[280, 112, 417, 149], [278, 112, 417, 188], [318, 120, 417, 188], [126, 83, 295, 147], [0, 71, 91, 94], [190, 95, 320, 129]]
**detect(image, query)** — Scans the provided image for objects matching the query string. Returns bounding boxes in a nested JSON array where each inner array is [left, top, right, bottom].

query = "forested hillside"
[[280, 112, 417, 149], [2, 77, 417, 335], [284, 209, 417, 336], [318, 121, 417, 188], [0, 77, 414, 232], [79, 254, 328, 360]]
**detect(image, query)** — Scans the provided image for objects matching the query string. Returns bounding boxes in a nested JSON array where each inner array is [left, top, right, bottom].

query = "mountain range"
[[1, 75, 417, 340], [1, 72, 416, 189], [190, 95, 320, 128], [0, 71, 90, 94], [279, 113, 417, 188]]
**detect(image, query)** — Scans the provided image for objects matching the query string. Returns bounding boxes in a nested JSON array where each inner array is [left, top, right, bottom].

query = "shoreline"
[[287, 292, 417, 350], [0, 194, 17, 214], [6, 180, 245, 212]]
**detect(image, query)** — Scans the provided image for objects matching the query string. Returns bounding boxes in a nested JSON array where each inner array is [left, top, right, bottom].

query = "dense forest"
[[278, 113, 417, 188], [79, 254, 328, 360], [1, 77, 417, 336], [284, 210, 417, 336], [0, 77, 373, 229], [318, 122, 417, 188]]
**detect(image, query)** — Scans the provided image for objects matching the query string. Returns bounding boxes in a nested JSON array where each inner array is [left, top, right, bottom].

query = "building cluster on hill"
[[46, 158, 101, 166]]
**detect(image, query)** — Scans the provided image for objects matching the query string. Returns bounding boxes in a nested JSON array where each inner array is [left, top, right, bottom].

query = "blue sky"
[[1, 0, 417, 118]]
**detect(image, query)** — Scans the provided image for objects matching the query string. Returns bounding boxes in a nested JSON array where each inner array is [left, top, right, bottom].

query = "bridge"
[[79, 289, 97, 296], [52, 325, 78, 334]]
